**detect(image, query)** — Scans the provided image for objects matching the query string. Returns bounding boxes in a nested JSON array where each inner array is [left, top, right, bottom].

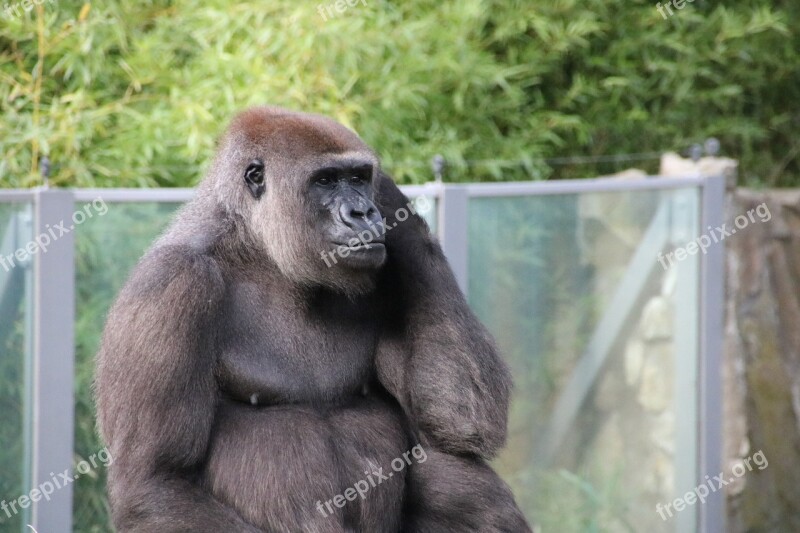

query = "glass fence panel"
[[469, 188, 701, 532], [0, 203, 33, 532], [73, 202, 182, 532], [59, 185, 708, 531]]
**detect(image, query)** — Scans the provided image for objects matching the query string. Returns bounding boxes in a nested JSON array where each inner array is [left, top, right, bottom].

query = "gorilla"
[[95, 106, 530, 532]]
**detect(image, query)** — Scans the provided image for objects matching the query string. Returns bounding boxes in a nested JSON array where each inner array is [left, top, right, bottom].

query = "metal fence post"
[[699, 175, 725, 533], [30, 189, 75, 533], [437, 185, 469, 296], [671, 187, 700, 533]]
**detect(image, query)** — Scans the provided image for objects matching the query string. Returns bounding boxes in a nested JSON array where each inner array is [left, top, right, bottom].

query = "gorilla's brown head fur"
[[200, 106, 386, 296]]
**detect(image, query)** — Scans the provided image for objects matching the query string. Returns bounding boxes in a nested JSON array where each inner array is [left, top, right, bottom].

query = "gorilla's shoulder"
[[122, 244, 226, 303]]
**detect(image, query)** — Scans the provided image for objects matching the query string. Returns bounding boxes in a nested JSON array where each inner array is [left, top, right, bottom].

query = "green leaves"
[[0, 0, 798, 187]]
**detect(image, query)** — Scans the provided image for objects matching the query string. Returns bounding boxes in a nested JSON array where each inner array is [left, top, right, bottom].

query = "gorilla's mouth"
[[333, 241, 386, 251]]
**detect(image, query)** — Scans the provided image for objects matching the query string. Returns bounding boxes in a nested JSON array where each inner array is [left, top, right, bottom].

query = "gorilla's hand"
[[375, 173, 512, 458]]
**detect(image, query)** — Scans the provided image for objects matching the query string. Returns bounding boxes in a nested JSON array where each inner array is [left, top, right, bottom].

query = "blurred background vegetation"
[[1, 0, 799, 188]]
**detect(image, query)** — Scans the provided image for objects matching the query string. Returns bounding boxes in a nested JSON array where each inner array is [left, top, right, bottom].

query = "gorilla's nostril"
[[340, 202, 381, 230]]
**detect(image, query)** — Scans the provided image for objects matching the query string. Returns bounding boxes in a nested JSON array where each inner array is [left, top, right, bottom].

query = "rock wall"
[[724, 188, 800, 532], [659, 152, 800, 529], [660, 154, 800, 530]]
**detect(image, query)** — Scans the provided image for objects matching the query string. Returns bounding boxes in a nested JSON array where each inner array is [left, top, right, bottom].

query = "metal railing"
[[0, 175, 725, 533]]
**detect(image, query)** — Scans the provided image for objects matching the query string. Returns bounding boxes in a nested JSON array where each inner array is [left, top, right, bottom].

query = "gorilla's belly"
[[202, 396, 409, 533]]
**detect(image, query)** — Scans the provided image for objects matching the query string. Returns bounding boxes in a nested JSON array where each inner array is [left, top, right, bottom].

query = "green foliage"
[[1, 0, 799, 187]]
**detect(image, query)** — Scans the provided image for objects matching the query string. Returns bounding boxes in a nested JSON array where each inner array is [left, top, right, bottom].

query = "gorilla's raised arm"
[[95, 246, 262, 533], [375, 173, 512, 459]]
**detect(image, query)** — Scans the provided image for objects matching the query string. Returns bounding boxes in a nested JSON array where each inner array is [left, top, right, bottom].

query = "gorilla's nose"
[[339, 201, 384, 236]]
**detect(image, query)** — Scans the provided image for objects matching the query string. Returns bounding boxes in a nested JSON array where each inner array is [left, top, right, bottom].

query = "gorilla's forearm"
[[376, 174, 512, 458], [108, 474, 264, 533]]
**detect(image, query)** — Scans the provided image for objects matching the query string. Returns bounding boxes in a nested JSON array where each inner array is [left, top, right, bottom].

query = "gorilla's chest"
[[215, 280, 381, 406]]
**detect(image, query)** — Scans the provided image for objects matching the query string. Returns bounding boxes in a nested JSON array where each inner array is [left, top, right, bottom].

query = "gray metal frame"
[[672, 186, 701, 533], [30, 190, 76, 533], [0, 175, 724, 533], [437, 186, 469, 294], [699, 175, 726, 533]]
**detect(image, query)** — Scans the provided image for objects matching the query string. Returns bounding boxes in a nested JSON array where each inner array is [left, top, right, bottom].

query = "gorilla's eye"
[[243, 159, 266, 200], [244, 160, 265, 184], [313, 169, 338, 187], [349, 166, 372, 185]]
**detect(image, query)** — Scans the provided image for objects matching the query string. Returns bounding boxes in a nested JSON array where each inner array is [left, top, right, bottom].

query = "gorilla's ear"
[[244, 159, 266, 199]]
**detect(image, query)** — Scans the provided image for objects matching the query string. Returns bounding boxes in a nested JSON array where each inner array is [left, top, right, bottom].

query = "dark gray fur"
[[94, 106, 530, 532]]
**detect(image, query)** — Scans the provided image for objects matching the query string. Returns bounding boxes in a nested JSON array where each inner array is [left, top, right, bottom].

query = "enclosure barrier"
[[0, 175, 724, 533]]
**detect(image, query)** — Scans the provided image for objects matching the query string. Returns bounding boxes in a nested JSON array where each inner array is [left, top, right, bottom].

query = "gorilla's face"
[[211, 107, 387, 295], [305, 158, 386, 269]]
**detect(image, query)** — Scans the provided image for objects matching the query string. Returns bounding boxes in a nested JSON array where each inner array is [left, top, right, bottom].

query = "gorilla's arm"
[[375, 174, 512, 459], [95, 246, 262, 533]]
